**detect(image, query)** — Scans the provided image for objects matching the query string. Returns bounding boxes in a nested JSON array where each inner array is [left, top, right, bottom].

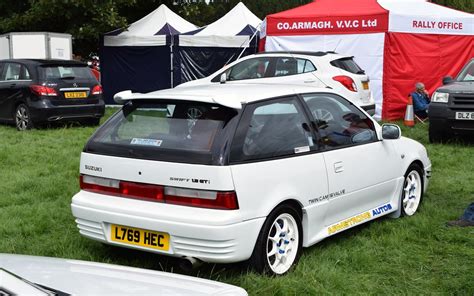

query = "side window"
[[0, 63, 5, 81], [230, 96, 316, 162], [3, 63, 21, 80], [275, 58, 316, 77], [297, 59, 316, 73], [275, 58, 297, 76], [20, 65, 31, 80], [302, 93, 376, 149], [227, 57, 272, 81]]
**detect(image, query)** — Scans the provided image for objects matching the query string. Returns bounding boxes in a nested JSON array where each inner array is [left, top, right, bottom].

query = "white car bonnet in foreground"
[[0, 254, 247, 296]]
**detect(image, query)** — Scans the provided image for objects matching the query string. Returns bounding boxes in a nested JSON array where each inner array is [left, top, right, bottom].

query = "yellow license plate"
[[362, 81, 369, 90], [111, 224, 170, 251], [64, 91, 87, 99]]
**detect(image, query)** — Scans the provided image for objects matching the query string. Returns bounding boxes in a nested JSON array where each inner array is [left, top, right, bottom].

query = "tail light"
[[91, 85, 102, 95], [30, 85, 58, 96], [332, 75, 357, 92], [80, 175, 239, 210]]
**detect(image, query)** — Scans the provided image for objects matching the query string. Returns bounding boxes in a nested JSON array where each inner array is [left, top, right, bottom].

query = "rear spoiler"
[[114, 90, 133, 104]]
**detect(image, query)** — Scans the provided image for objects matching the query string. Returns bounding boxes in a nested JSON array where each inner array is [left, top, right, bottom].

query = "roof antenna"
[[224, 22, 262, 66], [331, 39, 342, 54]]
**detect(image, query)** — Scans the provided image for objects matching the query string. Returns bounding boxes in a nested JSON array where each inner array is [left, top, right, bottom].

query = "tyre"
[[15, 104, 34, 131], [401, 163, 424, 216], [250, 204, 302, 275], [428, 124, 447, 143]]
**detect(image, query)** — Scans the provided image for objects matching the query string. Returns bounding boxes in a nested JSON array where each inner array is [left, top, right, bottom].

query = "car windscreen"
[[456, 60, 474, 82], [85, 100, 239, 165], [330, 58, 365, 75], [39, 65, 95, 81]]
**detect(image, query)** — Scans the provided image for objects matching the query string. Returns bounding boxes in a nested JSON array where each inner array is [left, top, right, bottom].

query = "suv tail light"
[[30, 85, 58, 96], [332, 75, 357, 92], [80, 175, 239, 210], [91, 85, 102, 95]]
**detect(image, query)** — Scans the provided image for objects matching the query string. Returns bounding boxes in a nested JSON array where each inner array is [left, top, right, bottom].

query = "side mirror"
[[351, 130, 375, 144], [442, 76, 454, 85], [381, 124, 401, 140], [220, 73, 227, 84]]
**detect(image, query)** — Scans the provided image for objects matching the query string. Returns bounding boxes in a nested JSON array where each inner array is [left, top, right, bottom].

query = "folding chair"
[[415, 114, 428, 124]]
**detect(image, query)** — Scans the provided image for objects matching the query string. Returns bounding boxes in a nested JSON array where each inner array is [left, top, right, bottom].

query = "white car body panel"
[[0, 254, 247, 296], [322, 140, 401, 225], [72, 83, 430, 266], [177, 52, 374, 112]]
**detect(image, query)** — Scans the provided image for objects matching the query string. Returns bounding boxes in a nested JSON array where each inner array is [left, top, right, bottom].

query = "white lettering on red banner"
[[276, 19, 379, 31], [412, 20, 463, 30]]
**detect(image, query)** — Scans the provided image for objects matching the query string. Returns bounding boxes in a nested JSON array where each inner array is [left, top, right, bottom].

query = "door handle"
[[304, 79, 316, 83], [334, 161, 344, 173], [9, 83, 16, 88]]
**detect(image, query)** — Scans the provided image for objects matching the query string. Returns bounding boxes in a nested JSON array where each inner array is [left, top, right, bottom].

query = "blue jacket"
[[411, 92, 430, 112]]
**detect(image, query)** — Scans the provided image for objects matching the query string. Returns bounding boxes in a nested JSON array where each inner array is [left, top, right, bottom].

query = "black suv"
[[429, 58, 474, 142], [0, 59, 105, 130]]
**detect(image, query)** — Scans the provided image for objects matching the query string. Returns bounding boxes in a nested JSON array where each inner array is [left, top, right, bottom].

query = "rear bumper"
[[71, 190, 264, 263], [29, 98, 105, 123], [428, 103, 474, 136]]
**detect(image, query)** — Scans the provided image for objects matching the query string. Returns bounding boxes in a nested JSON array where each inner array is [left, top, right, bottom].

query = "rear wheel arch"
[[275, 199, 304, 220], [13, 100, 27, 118]]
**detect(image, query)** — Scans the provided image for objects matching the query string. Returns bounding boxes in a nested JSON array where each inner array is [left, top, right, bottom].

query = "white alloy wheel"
[[402, 169, 422, 216], [266, 213, 299, 274]]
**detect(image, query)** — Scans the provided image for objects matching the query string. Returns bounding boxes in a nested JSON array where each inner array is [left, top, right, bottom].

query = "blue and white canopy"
[[179, 2, 262, 47], [104, 4, 197, 47]]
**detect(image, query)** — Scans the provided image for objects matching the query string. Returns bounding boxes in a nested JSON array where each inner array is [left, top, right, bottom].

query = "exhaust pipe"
[[179, 256, 202, 271]]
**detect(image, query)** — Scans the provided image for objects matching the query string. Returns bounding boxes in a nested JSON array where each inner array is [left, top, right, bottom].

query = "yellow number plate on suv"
[[64, 91, 87, 99], [362, 81, 369, 90], [111, 224, 170, 251]]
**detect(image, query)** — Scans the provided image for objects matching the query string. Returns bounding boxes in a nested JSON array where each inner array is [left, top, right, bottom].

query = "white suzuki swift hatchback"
[[71, 83, 431, 275]]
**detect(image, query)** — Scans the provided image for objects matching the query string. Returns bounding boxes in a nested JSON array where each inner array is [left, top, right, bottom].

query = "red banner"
[[266, 15, 388, 36]]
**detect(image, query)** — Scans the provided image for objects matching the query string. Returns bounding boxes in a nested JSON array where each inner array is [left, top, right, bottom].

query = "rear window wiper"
[[60, 76, 76, 80]]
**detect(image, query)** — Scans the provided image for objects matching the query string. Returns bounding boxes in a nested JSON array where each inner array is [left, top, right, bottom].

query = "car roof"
[[121, 83, 337, 109], [0, 59, 87, 66], [254, 51, 350, 60]]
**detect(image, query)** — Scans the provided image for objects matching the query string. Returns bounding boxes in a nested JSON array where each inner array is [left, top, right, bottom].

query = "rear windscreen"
[[330, 58, 365, 75], [85, 100, 239, 164], [39, 65, 95, 80]]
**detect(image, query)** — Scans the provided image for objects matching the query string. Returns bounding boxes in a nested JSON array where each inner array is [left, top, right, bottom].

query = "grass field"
[[0, 109, 473, 295]]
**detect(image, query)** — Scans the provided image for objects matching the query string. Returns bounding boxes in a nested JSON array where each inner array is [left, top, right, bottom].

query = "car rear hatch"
[[330, 57, 371, 104], [81, 99, 241, 210], [38, 64, 101, 106]]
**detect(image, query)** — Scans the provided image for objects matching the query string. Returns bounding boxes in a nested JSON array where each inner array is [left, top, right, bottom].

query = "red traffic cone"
[[404, 95, 415, 127]]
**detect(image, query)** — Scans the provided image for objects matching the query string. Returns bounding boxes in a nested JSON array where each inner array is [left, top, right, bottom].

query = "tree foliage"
[[432, 0, 473, 13], [0, 0, 134, 55], [0, 0, 471, 56]]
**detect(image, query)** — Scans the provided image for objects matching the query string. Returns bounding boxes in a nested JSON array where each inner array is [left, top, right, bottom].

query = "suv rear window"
[[85, 100, 239, 165], [39, 65, 95, 80], [330, 58, 365, 75]]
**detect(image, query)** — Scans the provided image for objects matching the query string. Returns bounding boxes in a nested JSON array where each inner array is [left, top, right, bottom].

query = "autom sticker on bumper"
[[327, 203, 392, 235]]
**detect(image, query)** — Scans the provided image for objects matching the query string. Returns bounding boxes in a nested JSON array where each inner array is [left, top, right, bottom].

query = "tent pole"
[[235, 24, 261, 61], [170, 36, 174, 88]]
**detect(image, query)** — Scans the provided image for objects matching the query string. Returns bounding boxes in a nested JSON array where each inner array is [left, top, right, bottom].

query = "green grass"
[[0, 110, 473, 295]]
